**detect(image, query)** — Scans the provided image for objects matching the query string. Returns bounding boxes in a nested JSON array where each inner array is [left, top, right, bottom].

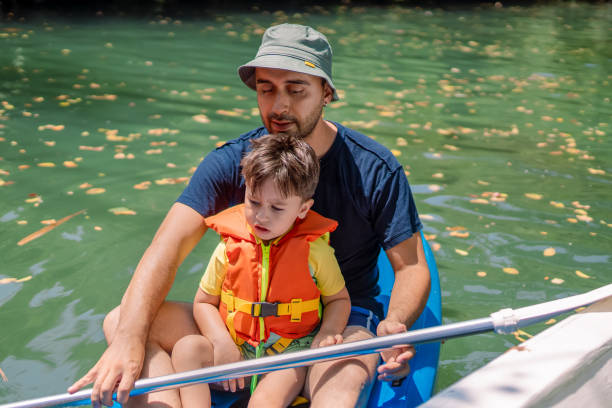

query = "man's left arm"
[[376, 232, 430, 382]]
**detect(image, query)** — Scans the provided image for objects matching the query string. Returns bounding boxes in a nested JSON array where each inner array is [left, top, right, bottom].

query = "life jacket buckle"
[[251, 301, 278, 317]]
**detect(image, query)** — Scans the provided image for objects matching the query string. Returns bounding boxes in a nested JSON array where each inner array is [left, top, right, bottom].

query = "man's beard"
[[265, 103, 324, 139]]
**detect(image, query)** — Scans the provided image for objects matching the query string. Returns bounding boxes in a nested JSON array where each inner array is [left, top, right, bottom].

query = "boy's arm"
[[377, 232, 430, 382], [194, 289, 245, 391], [68, 202, 208, 404], [312, 287, 351, 348]]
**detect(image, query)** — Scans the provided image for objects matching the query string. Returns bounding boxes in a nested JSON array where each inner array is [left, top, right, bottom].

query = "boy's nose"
[[255, 209, 268, 222]]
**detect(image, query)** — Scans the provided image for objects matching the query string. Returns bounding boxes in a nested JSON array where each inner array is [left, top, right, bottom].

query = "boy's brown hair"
[[241, 134, 319, 201]]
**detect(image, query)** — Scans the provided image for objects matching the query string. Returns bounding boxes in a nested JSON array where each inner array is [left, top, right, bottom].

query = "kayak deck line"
[[2, 283, 610, 408]]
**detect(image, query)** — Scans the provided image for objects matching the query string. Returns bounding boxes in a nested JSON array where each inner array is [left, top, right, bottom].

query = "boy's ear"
[[297, 198, 314, 219]]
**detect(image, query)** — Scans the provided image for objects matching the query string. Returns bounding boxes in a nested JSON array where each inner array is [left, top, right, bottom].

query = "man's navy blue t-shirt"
[[177, 122, 422, 320]]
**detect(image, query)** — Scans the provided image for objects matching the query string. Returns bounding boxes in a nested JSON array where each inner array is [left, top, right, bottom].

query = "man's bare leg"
[[104, 301, 199, 407], [304, 326, 379, 408]]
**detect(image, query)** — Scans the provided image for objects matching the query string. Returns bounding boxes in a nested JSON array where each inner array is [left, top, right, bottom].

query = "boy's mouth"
[[254, 225, 270, 234]]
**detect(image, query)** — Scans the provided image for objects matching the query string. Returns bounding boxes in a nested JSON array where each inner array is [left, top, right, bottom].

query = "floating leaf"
[[470, 198, 489, 204], [476, 271, 487, 277], [38, 124, 65, 131], [587, 168, 605, 175], [455, 248, 469, 256], [37, 162, 56, 168], [450, 231, 470, 238], [89, 94, 117, 101], [551, 278, 564, 285], [575, 270, 591, 279], [108, 207, 136, 215], [192, 114, 210, 124], [391, 149, 401, 157], [525, 193, 543, 200], [0, 366, 6, 382], [545, 319, 556, 325], [155, 177, 189, 185], [0, 276, 31, 284], [543, 247, 556, 257], [134, 181, 151, 190], [503, 267, 519, 275], [79, 145, 104, 151], [17, 210, 85, 246], [86, 188, 106, 195], [216, 109, 241, 117], [63, 161, 78, 168]]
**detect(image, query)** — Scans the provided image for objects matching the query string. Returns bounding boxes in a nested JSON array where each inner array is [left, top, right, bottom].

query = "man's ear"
[[323, 81, 333, 105], [298, 198, 314, 219]]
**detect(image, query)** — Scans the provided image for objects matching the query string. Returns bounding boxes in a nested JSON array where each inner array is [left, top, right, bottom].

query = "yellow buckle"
[[290, 298, 302, 322]]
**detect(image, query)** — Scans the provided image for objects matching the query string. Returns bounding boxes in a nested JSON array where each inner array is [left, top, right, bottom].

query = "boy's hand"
[[376, 319, 414, 382], [312, 332, 343, 348], [213, 340, 245, 392]]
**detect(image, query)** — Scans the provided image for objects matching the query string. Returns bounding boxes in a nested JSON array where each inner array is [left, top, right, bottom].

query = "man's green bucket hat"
[[238, 23, 339, 101]]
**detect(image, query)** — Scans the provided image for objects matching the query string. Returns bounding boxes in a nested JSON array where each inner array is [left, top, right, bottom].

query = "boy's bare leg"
[[171, 335, 215, 408], [304, 326, 379, 408], [248, 367, 308, 408], [104, 301, 199, 407]]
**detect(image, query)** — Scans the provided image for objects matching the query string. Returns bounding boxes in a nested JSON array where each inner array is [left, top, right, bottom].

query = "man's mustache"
[[268, 113, 297, 122]]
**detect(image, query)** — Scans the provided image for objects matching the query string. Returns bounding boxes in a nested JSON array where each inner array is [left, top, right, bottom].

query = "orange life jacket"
[[205, 204, 338, 347]]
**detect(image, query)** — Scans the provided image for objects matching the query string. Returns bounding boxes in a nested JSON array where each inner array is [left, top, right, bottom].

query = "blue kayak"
[[211, 230, 442, 407], [22, 232, 440, 408]]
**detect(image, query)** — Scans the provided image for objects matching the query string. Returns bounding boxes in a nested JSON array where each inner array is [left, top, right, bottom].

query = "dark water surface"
[[1, 3, 610, 403]]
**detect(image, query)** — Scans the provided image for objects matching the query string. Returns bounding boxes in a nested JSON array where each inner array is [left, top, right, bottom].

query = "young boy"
[[171, 133, 351, 408]]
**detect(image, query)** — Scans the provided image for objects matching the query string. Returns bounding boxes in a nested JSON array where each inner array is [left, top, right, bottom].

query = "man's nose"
[[271, 91, 289, 115]]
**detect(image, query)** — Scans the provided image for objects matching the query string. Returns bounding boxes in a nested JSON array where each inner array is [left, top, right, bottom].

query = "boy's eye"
[[271, 206, 284, 212], [249, 198, 260, 207]]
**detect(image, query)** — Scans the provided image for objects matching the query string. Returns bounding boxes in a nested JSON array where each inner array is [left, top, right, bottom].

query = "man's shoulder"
[[335, 122, 401, 172], [212, 126, 267, 156]]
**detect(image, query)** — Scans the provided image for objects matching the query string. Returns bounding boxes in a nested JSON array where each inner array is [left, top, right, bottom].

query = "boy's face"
[[255, 68, 331, 140], [244, 178, 313, 243]]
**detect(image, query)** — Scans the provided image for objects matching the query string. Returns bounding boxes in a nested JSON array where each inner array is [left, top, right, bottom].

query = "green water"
[[1, 3, 610, 403]]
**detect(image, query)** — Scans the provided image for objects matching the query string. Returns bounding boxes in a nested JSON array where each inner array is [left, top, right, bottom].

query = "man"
[[69, 23, 430, 407]]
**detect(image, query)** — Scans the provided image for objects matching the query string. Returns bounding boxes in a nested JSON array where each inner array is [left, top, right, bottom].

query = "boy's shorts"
[[238, 305, 380, 359], [238, 329, 318, 360], [347, 305, 380, 335]]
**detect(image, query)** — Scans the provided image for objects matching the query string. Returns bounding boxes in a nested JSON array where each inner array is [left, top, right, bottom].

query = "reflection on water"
[[1, 2, 610, 403]]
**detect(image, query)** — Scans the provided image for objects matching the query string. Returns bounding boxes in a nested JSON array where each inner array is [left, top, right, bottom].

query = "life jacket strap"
[[221, 291, 320, 322], [265, 336, 294, 356]]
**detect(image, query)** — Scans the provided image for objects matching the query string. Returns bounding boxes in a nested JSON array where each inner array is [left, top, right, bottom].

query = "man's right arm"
[[68, 202, 208, 406]]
